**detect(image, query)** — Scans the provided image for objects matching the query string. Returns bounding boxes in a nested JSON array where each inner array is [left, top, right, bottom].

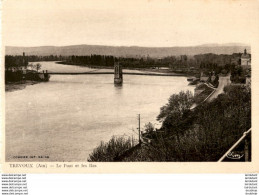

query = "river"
[[5, 61, 194, 162]]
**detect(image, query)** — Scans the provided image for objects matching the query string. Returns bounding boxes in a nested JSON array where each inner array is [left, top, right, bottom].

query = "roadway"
[[191, 74, 231, 110], [43, 71, 184, 77], [207, 75, 231, 102]]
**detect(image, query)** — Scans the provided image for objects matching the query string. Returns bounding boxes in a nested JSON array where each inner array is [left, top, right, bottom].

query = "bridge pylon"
[[114, 62, 123, 84]]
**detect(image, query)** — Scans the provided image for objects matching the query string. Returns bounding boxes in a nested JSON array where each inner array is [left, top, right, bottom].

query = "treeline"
[[231, 65, 249, 84], [68, 55, 115, 67], [5, 52, 244, 73], [26, 55, 66, 62], [64, 53, 242, 71], [5, 55, 29, 70], [192, 53, 241, 75], [65, 55, 168, 68], [5, 55, 67, 70], [193, 53, 241, 68]]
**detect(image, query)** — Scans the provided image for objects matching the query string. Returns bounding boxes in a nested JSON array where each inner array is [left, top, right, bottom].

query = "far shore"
[[57, 61, 190, 76]]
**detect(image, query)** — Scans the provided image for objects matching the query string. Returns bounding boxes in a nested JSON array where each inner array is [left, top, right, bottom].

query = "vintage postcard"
[[1, 0, 259, 173]]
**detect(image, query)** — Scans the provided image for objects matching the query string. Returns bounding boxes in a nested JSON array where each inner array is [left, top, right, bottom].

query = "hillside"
[[5, 44, 250, 57]]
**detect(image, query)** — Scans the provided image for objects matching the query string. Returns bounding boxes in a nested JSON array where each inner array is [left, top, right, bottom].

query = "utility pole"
[[138, 114, 141, 144]]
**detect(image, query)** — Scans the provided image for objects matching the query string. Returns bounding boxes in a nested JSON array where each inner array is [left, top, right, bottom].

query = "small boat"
[[189, 78, 200, 85]]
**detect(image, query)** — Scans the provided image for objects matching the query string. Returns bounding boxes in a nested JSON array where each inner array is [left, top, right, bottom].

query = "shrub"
[[88, 136, 137, 162]]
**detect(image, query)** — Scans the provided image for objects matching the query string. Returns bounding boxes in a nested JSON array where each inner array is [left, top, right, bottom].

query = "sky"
[[2, 0, 259, 47]]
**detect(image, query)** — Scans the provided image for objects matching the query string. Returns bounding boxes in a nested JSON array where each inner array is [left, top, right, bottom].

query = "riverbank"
[[5, 81, 40, 92], [6, 62, 193, 162], [88, 84, 251, 162]]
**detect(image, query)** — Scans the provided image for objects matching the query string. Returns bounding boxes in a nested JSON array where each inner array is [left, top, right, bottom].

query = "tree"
[[144, 122, 155, 133], [27, 63, 34, 70], [35, 63, 42, 72], [157, 90, 194, 142]]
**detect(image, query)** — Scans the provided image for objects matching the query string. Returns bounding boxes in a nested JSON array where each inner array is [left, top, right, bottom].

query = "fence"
[[218, 128, 251, 162]]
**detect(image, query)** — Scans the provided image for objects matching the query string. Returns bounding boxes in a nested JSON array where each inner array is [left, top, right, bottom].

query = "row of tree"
[[5, 52, 244, 73], [5, 55, 67, 71], [5, 55, 29, 70], [69, 55, 115, 67], [230, 65, 249, 83], [65, 53, 243, 71]]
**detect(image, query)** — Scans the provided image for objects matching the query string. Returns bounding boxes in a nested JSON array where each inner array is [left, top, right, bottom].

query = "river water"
[[5, 61, 194, 162]]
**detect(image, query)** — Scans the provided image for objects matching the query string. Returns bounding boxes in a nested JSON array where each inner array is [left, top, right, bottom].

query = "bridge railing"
[[218, 128, 251, 162]]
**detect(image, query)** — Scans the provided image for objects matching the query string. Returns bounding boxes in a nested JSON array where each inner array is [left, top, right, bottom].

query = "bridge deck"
[[41, 72, 184, 76]]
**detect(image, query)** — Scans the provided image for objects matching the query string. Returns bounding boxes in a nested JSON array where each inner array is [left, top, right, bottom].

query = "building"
[[241, 49, 251, 67]]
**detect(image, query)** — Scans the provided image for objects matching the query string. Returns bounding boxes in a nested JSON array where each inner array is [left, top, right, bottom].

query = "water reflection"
[[114, 83, 123, 88]]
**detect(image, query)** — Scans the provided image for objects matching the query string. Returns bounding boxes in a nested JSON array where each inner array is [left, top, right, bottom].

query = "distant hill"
[[5, 44, 251, 57]]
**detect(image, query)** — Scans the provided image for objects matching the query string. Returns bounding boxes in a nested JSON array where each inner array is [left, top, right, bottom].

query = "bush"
[[144, 122, 155, 134], [88, 136, 137, 162], [231, 66, 246, 83]]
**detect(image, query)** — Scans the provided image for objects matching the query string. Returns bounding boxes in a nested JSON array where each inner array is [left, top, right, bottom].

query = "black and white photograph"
[[2, 0, 257, 168]]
